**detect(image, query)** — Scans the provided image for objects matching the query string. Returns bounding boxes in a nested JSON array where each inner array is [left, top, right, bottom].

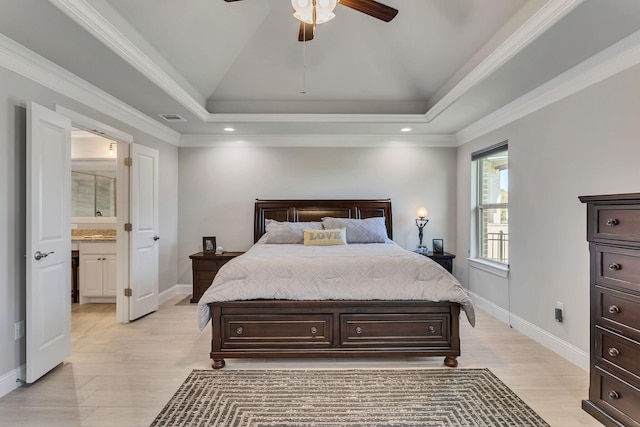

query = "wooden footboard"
[[209, 300, 461, 369]]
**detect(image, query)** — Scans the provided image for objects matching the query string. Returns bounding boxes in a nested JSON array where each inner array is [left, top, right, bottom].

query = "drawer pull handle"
[[608, 391, 620, 400], [428, 325, 436, 334], [608, 263, 621, 271], [310, 326, 317, 334], [608, 305, 620, 314], [605, 218, 619, 226], [355, 326, 363, 335], [236, 327, 243, 335], [608, 347, 620, 357]]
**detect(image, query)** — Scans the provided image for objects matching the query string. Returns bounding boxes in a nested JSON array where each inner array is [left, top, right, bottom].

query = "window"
[[472, 142, 508, 265]]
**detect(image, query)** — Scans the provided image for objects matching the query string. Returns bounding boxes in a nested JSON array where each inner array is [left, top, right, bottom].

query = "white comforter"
[[198, 241, 475, 330]]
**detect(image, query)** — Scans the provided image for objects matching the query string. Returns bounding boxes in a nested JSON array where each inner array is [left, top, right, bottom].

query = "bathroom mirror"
[[71, 129, 117, 219], [72, 159, 117, 217]]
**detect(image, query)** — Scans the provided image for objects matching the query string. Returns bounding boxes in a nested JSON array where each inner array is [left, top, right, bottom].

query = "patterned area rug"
[[151, 369, 549, 426]]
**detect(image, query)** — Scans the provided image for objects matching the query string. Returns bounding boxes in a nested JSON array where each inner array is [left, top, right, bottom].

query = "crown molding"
[[180, 133, 458, 148], [49, 0, 210, 122], [456, 28, 640, 144], [47, 0, 441, 127], [0, 33, 180, 145], [205, 113, 429, 124], [425, 0, 584, 123]]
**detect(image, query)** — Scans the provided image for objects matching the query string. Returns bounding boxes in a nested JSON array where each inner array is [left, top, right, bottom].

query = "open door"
[[129, 143, 159, 320], [26, 102, 72, 383]]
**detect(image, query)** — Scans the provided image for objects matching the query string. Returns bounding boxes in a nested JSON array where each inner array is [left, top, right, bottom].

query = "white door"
[[104, 255, 118, 296], [26, 102, 72, 383], [129, 143, 159, 320]]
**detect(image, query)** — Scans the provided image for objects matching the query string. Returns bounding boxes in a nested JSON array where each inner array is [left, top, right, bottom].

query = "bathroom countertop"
[[72, 228, 117, 242]]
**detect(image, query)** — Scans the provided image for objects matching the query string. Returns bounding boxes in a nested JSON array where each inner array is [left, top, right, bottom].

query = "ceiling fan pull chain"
[[301, 38, 307, 94]]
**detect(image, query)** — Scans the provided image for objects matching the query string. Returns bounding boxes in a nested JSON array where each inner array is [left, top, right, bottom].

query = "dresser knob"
[[608, 347, 620, 357], [428, 325, 436, 334], [608, 391, 620, 400], [310, 326, 317, 334], [605, 218, 619, 226], [608, 263, 621, 271], [236, 327, 243, 335], [355, 326, 363, 335], [608, 305, 620, 314]]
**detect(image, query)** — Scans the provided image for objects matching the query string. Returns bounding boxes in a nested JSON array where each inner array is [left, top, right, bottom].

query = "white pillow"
[[264, 220, 323, 244], [303, 228, 347, 246], [321, 217, 388, 243]]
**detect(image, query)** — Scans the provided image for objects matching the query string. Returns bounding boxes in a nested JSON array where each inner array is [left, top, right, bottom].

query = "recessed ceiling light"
[[224, 127, 235, 132], [400, 127, 412, 132]]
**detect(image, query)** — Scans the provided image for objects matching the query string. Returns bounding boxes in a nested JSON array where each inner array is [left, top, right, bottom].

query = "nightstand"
[[189, 251, 244, 303], [418, 251, 456, 274]]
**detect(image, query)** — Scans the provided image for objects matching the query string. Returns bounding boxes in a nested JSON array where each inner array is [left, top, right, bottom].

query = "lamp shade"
[[291, 0, 337, 24], [416, 207, 428, 218]]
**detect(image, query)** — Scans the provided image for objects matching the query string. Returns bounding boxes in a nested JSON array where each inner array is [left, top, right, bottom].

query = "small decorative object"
[[215, 246, 224, 255], [203, 236, 216, 253], [433, 239, 444, 254], [415, 207, 429, 251]]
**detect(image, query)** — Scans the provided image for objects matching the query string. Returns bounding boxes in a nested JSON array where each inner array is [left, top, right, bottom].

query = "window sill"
[[468, 258, 510, 278]]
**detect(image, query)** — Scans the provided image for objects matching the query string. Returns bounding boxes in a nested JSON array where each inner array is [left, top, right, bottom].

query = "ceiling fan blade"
[[298, 21, 315, 42], [338, 0, 398, 22], [224, 0, 244, 2]]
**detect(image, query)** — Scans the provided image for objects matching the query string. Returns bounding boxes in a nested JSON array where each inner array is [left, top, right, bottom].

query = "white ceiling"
[[1, 0, 640, 145]]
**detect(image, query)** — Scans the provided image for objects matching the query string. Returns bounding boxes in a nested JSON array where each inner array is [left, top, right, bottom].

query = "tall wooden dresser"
[[580, 193, 640, 427]]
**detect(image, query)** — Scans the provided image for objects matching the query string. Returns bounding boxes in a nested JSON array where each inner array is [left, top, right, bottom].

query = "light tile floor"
[[0, 296, 602, 426]]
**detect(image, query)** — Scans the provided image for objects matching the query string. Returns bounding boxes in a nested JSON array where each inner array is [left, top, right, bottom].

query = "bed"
[[198, 199, 474, 369]]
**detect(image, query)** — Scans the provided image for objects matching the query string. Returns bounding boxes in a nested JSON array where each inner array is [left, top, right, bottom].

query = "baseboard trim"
[[159, 284, 192, 304], [0, 365, 25, 399], [469, 291, 589, 371]]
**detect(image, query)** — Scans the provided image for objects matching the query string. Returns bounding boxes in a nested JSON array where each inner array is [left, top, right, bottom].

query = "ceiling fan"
[[224, 0, 398, 42]]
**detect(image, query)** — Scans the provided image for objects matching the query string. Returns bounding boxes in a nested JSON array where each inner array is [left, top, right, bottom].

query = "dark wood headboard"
[[254, 199, 393, 243]]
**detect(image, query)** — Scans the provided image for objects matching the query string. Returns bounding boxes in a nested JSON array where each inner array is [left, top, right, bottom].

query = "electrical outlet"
[[555, 302, 564, 323], [15, 321, 25, 340]]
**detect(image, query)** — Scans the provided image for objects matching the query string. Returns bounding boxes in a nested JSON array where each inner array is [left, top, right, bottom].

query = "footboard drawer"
[[340, 314, 452, 347], [221, 315, 333, 348]]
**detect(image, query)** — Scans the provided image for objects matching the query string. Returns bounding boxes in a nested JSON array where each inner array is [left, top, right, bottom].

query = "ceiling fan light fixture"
[[292, 0, 336, 25]]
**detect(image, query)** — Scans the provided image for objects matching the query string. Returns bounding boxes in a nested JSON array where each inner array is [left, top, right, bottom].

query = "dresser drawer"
[[597, 287, 640, 338], [195, 270, 217, 285], [592, 205, 640, 244], [593, 368, 640, 427], [221, 314, 332, 348], [340, 314, 451, 347], [597, 327, 640, 383], [596, 245, 640, 293], [194, 259, 228, 270]]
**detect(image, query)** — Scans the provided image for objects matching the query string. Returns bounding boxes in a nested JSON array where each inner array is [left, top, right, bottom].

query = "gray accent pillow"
[[264, 220, 323, 244], [321, 217, 388, 243]]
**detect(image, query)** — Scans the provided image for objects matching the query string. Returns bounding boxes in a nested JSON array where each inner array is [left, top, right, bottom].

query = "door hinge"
[[124, 157, 132, 167], [124, 223, 132, 232], [124, 288, 133, 297]]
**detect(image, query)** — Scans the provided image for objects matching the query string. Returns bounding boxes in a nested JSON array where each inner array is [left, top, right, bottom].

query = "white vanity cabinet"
[[79, 242, 117, 303]]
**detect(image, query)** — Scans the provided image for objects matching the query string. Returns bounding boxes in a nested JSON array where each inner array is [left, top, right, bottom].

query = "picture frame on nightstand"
[[203, 236, 216, 253], [432, 239, 444, 254]]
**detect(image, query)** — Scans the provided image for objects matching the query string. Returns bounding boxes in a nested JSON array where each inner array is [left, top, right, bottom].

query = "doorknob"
[[153, 236, 160, 241], [34, 251, 54, 261]]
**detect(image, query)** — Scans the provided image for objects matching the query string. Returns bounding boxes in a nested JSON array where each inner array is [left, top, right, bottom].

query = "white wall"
[[456, 62, 640, 368], [177, 146, 458, 284], [0, 66, 179, 396]]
